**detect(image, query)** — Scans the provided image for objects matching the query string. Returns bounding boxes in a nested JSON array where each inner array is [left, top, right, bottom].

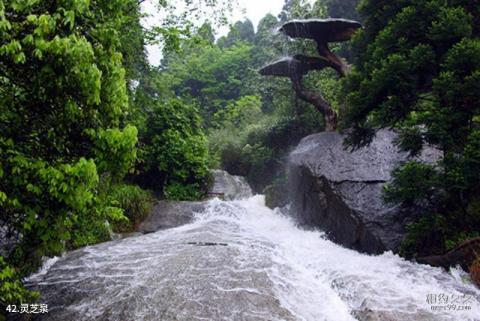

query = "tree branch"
[[290, 75, 337, 131]]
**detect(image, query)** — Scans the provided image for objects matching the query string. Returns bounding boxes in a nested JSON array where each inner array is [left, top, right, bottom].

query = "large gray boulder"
[[209, 169, 253, 200], [288, 130, 439, 254]]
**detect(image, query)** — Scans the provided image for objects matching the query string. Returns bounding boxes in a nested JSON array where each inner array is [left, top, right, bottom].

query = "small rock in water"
[[352, 308, 450, 321], [139, 201, 206, 233], [186, 242, 228, 246], [208, 170, 253, 201], [137, 170, 253, 234]]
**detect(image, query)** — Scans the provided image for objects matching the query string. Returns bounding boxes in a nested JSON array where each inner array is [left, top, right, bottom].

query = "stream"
[[25, 195, 480, 321]]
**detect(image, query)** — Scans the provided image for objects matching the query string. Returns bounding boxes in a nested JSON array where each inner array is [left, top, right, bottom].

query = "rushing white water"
[[27, 196, 480, 321]]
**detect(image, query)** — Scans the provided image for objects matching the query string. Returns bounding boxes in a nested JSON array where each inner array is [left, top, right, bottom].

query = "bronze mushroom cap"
[[259, 55, 333, 78], [279, 18, 362, 43]]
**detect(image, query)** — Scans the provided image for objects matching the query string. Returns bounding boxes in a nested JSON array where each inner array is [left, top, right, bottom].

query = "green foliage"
[[383, 161, 440, 205], [164, 182, 204, 201], [218, 19, 255, 48], [104, 184, 154, 233], [324, 0, 361, 21], [400, 214, 445, 258], [145, 0, 237, 53], [126, 8, 246, 201], [209, 95, 273, 187], [279, 0, 327, 22], [212, 96, 263, 128], [160, 42, 256, 125], [343, 0, 480, 256], [0, 0, 142, 299], [0, 0, 240, 309], [155, 0, 338, 193], [209, 94, 323, 190], [142, 99, 209, 200], [90, 125, 139, 181], [0, 256, 38, 307]]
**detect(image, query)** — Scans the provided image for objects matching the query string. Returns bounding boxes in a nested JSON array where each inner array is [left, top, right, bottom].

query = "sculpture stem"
[[316, 42, 349, 77], [291, 76, 338, 131]]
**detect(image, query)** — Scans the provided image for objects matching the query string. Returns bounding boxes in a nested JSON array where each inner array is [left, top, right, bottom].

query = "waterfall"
[[25, 196, 479, 321]]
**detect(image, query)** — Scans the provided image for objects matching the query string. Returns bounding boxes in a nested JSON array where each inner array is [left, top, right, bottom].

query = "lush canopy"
[[343, 0, 480, 256]]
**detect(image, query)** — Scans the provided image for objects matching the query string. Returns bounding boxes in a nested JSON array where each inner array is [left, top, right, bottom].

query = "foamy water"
[[26, 196, 480, 321]]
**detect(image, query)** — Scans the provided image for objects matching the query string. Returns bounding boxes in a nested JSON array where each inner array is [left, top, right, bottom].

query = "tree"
[[0, 0, 146, 310], [255, 14, 280, 48], [324, 0, 361, 21], [0, 0, 142, 262], [142, 98, 209, 200], [197, 22, 216, 44], [159, 39, 256, 125], [343, 0, 480, 256], [279, 0, 327, 22], [218, 19, 255, 48], [0, 0, 240, 310]]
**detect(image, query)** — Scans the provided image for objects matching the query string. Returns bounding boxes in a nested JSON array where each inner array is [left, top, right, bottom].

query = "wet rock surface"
[[288, 129, 440, 254], [352, 308, 448, 321], [25, 199, 300, 321], [138, 201, 206, 233], [22, 196, 479, 321], [208, 169, 253, 200], [138, 170, 252, 234], [26, 229, 296, 321]]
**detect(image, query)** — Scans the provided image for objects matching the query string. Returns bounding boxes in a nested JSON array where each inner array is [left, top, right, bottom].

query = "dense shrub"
[[105, 184, 154, 233], [209, 95, 324, 191], [0, 256, 39, 311], [343, 0, 480, 257], [0, 0, 144, 305], [141, 99, 210, 200]]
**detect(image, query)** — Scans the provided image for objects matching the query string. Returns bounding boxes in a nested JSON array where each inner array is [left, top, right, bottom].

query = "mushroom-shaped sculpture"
[[259, 54, 338, 131], [279, 18, 362, 42], [279, 18, 362, 76], [260, 18, 360, 131], [259, 55, 333, 79]]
